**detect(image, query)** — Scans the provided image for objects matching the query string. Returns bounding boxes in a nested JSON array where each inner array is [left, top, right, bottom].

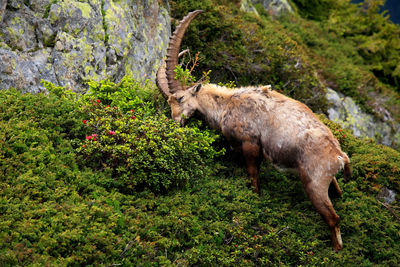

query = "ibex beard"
[[156, 10, 351, 251]]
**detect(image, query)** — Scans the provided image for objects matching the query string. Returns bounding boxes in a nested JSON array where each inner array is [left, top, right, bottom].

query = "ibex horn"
[[156, 10, 203, 97]]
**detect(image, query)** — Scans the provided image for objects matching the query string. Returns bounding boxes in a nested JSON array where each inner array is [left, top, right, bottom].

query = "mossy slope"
[[0, 80, 399, 265]]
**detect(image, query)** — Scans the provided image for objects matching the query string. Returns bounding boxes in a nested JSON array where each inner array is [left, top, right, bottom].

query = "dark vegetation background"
[[1, 0, 400, 265], [353, 0, 400, 24]]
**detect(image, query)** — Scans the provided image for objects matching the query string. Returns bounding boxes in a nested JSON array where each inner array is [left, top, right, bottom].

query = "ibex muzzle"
[[156, 10, 351, 251]]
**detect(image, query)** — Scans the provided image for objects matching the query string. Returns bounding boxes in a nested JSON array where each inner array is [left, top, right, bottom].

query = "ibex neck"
[[196, 84, 233, 130]]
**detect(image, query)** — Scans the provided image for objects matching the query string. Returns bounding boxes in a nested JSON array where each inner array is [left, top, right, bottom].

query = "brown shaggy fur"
[[167, 83, 350, 251]]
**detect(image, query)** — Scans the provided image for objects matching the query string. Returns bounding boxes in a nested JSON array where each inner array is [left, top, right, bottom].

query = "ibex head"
[[167, 83, 202, 125], [156, 10, 204, 126]]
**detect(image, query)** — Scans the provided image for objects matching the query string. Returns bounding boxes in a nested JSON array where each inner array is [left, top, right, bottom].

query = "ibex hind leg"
[[329, 177, 343, 198], [302, 177, 343, 251]]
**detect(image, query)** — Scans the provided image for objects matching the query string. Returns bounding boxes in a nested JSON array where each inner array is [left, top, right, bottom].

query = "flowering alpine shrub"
[[77, 98, 223, 193], [86, 76, 159, 113]]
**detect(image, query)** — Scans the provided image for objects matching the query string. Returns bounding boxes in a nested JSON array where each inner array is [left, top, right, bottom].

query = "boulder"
[[377, 187, 396, 204], [250, 0, 294, 17], [326, 88, 400, 147]]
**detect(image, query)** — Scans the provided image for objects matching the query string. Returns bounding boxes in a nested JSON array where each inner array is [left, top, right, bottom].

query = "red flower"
[[235, 244, 237, 248], [131, 116, 136, 120], [86, 136, 92, 140], [82, 144, 86, 148], [96, 99, 101, 103], [91, 133, 97, 138], [343, 135, 346, 138], [108, 130, 115, 136], [83, 120, 87, 124], [130, 109, 135, 113], [93, 138, 97, 141], [254, 235, 257, 239], [308, 251, 314, 256]]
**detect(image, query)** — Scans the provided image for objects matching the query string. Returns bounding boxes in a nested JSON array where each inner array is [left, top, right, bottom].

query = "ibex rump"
[[156, 10, 351, 251]]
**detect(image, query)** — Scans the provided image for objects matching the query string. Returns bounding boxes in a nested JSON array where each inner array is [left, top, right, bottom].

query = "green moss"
[[0, 78, 399, 265], [291, 0, 338, 21], [49, 3, 61, 24], [100, 0, 109, 43]]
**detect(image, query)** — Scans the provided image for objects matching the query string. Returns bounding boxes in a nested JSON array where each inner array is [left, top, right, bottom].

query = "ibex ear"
[[190, 83, 202, 95]]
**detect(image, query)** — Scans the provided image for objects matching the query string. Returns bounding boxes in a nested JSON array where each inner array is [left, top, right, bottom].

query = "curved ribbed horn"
[[156, 51, 191, 99], [166, 10, 203, 93], [156, 64, 170, 99]]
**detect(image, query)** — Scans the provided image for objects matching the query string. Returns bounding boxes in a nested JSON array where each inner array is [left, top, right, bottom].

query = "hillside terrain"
[[171, 0, 400, 147], [1, 0, 400, 266]]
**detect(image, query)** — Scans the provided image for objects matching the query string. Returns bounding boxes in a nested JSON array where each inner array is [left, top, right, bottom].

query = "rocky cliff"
[[326, 88, 400, 147], [0, 0, 170, 93]]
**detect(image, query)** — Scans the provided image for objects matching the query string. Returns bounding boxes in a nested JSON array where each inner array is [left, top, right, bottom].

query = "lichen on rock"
[[250, 0, 294, 17], [0, 0, 170, 93], [326, 88, 400, 148]]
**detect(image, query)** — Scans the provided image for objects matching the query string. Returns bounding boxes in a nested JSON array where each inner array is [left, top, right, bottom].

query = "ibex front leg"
[[242, 141, 262, 194]]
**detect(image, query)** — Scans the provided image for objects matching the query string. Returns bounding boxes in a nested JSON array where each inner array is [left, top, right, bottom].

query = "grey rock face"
[[250, 0, 293, 17], [326, 88, 400, 147], [0, 0, 170, 93]]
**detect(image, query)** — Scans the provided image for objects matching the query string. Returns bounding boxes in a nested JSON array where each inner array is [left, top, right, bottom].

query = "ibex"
[[156, 10, 351, 251]]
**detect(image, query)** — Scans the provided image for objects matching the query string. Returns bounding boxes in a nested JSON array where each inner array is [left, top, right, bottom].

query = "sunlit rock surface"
[[250, 0, 293, 17], [0, 0, 170, 93]]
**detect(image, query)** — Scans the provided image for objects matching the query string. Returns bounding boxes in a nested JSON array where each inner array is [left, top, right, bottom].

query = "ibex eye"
[[177, 96, 184, 103]]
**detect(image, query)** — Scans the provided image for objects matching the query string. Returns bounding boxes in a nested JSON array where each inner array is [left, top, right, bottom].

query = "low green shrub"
[[86, 76, 157, 112], [291, 0, 339, 21], [77, 97, 223, 193], [0, 88, 85, 182]]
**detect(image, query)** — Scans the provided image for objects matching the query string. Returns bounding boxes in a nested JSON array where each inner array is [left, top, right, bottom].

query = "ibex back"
[[156, 10, 351, 251]]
